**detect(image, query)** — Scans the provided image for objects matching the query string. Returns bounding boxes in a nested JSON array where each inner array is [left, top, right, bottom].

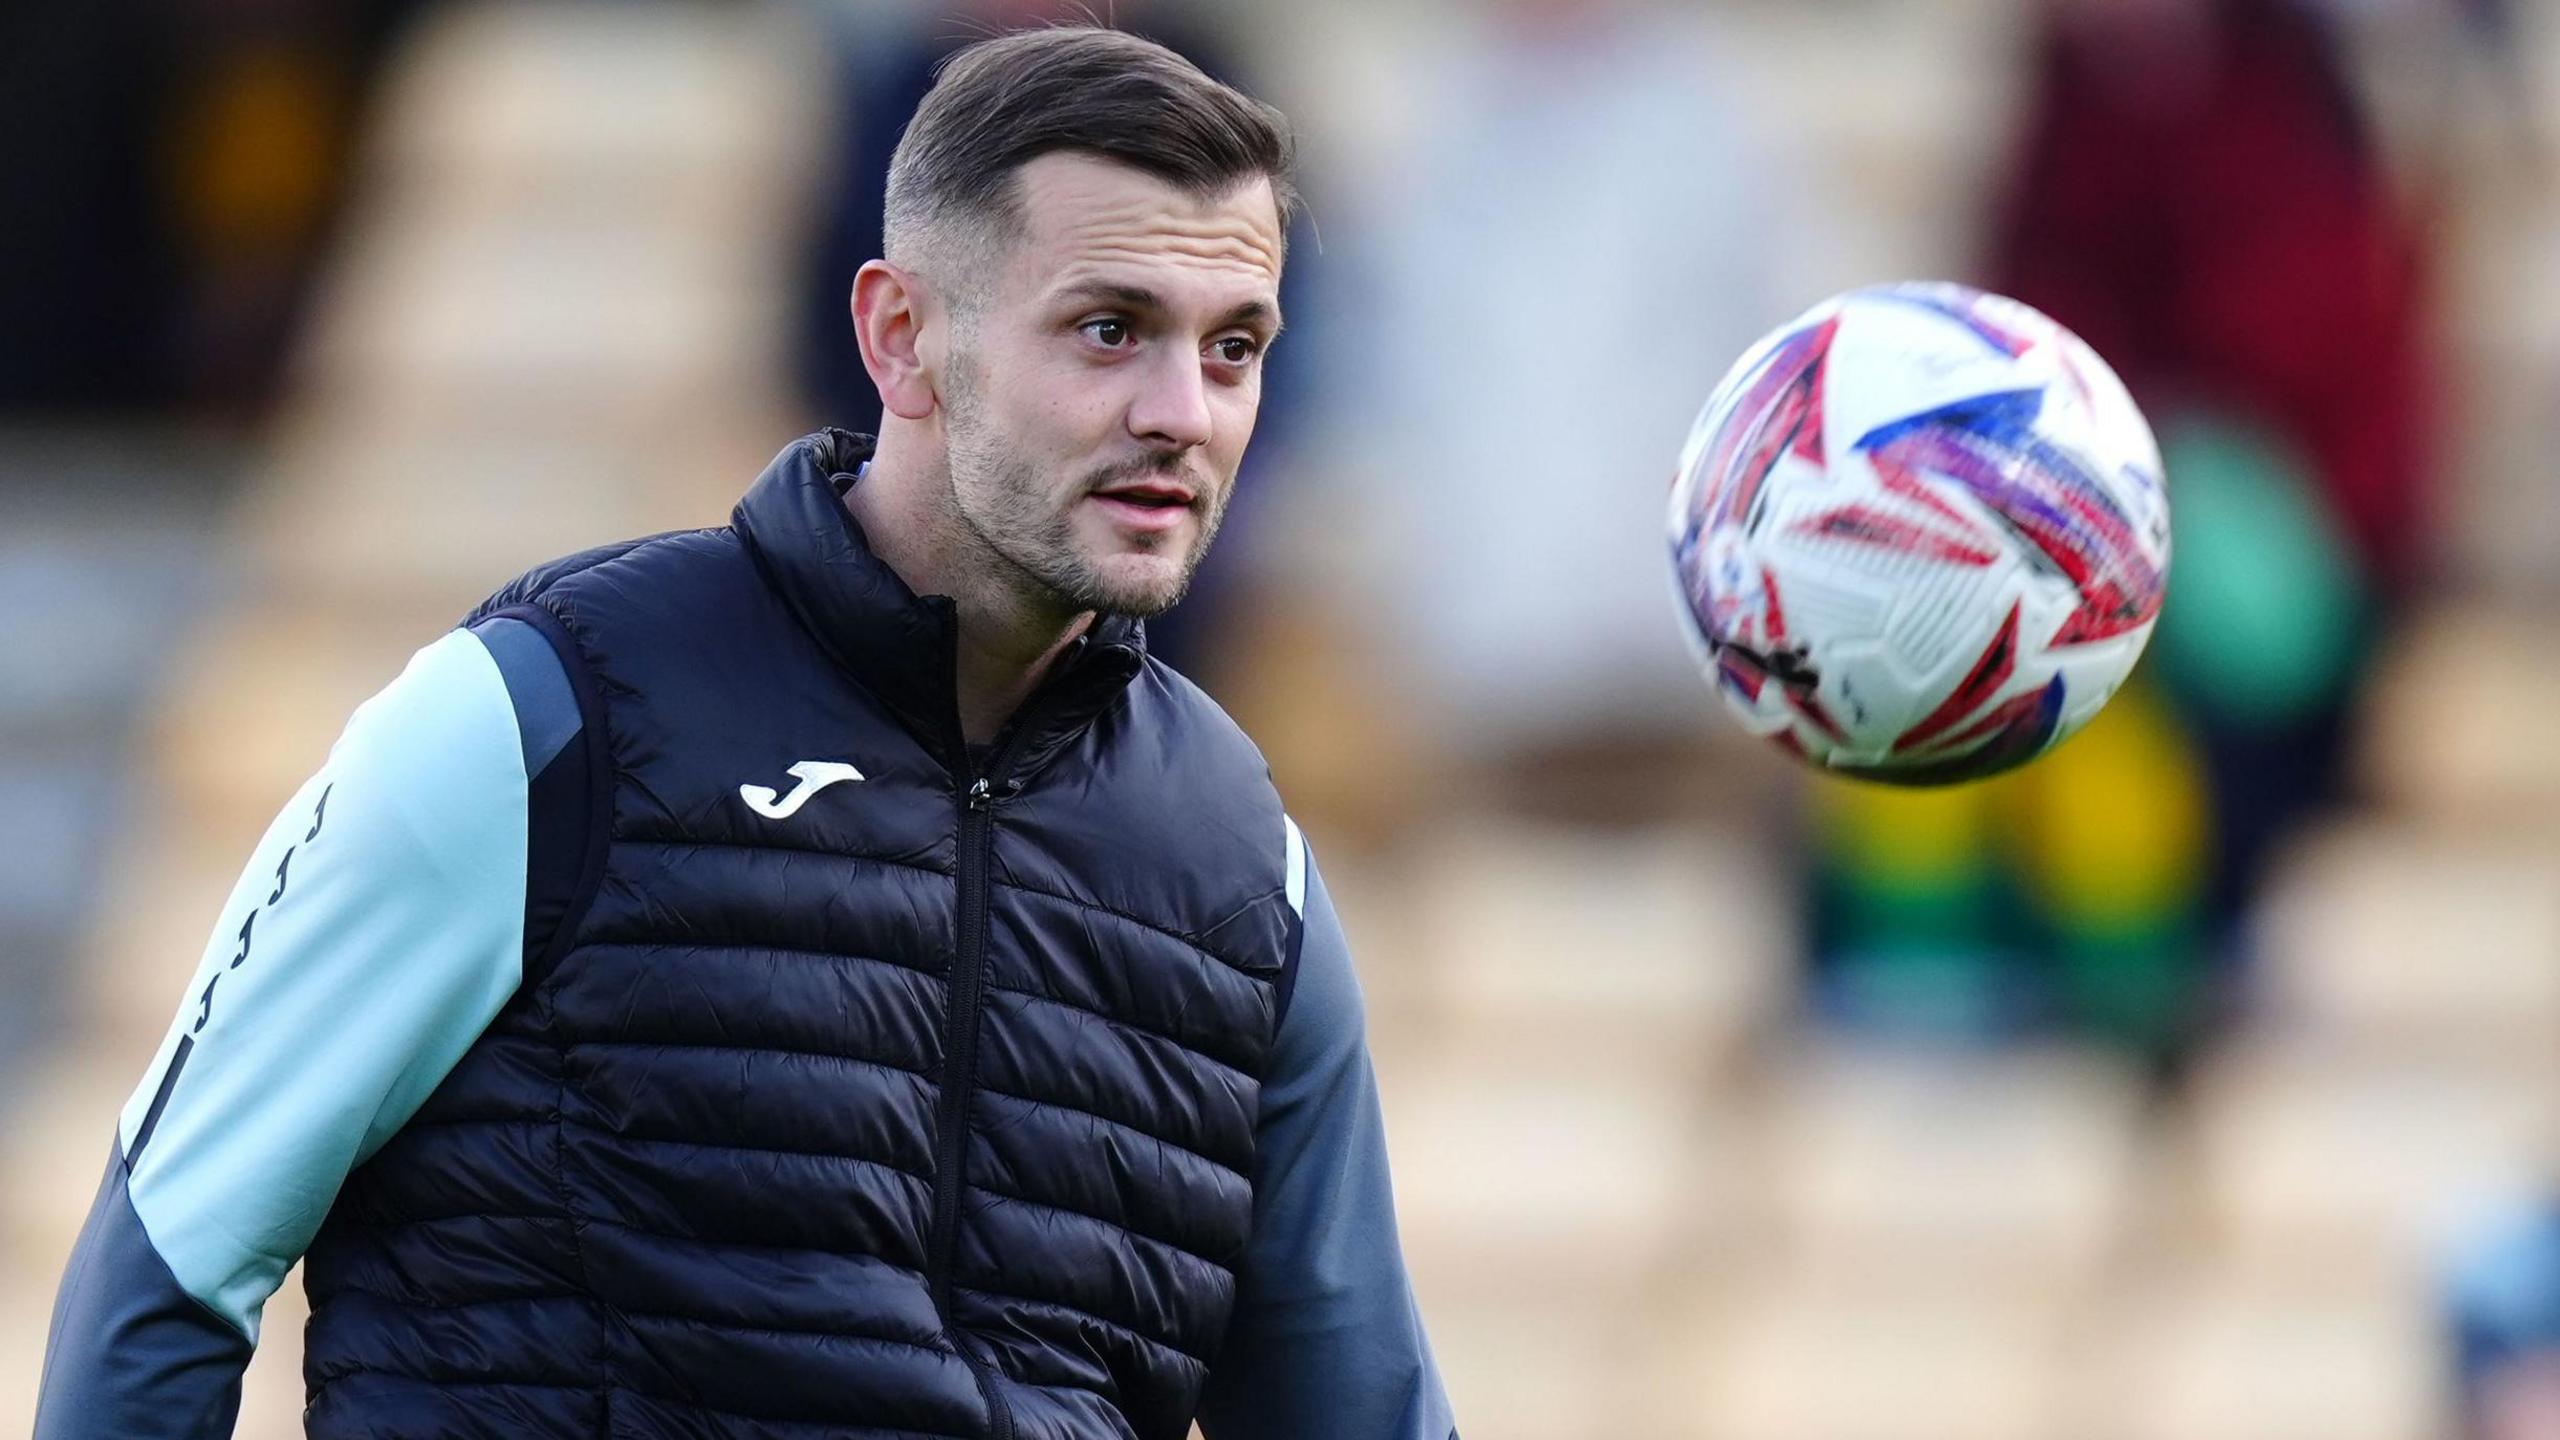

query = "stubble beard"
[[940, 353, 1228, 621]]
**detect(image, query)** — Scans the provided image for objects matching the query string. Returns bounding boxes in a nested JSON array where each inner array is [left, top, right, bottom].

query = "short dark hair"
[[883, 26, 1298, 279]]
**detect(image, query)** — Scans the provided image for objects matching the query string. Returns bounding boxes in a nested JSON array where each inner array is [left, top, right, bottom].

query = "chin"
[[1081, 555, 1191, 618]]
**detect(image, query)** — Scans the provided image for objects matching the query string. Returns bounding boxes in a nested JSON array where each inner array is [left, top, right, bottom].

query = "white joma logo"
[[739, 760, 866, 819]]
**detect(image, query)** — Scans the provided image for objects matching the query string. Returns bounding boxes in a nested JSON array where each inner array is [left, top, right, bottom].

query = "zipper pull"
[[967, 777, 994, 812]]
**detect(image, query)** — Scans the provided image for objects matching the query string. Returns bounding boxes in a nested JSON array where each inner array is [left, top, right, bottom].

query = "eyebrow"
[[1053, 280, 1284, 338]]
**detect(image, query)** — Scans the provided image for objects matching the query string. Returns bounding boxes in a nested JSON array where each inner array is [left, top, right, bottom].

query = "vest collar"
[[732, 429, 1147, 778]]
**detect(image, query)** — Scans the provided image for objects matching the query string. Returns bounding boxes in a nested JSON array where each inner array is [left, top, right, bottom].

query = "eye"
[[1211, 336, 1262, 365], [1079, 317, 1134, 348]]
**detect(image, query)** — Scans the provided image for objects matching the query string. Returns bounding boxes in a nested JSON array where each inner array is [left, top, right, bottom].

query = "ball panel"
[[1667, 282, 2171, 786]]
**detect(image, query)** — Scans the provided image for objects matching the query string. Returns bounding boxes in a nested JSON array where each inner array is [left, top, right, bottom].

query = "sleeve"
[[33, 626, 557, 1439], [1195, 828, 1460, 1440]]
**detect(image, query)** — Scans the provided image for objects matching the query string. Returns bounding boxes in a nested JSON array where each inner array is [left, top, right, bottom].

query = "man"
[[39, 27, 1458, 1440]]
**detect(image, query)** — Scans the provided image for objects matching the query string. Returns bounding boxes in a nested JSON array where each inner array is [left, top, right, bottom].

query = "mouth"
[[1090, 480, 1196, 510], [1087, 478, 1198, 536]]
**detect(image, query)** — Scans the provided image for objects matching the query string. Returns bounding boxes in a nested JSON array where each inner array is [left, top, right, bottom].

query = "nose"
[[1126, 348, 1214, 451]]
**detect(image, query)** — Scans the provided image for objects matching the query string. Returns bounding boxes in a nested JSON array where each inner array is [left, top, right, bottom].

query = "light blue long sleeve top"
[[37, 621, 1457, 1439]]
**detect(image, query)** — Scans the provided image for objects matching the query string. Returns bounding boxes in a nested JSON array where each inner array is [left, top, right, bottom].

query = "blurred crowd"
[[5, 0, 2560, 1435]]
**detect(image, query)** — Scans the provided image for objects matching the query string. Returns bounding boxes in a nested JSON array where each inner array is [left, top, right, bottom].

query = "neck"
[[845, 428, 1096, 745]]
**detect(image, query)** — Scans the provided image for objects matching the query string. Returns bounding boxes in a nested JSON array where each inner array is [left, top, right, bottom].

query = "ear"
[[851, 260, 941, 422]]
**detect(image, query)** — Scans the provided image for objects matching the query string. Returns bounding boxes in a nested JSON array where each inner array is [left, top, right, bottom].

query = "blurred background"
[[4, 0, 2559, 1435]]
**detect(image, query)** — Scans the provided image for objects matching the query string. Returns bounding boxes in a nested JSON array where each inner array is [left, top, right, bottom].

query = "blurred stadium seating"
[[5, 2, 2559, 1437]]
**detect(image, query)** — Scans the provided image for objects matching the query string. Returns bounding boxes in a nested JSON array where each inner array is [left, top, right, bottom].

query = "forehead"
[[1001, 152, 1283, 311]]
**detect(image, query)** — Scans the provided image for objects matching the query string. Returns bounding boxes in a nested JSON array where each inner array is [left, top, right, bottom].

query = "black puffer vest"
[[300, 432, 1298, 1439]]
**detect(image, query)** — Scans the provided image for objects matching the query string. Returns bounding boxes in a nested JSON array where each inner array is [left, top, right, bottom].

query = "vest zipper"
[[931, 765, 1021, 1440]]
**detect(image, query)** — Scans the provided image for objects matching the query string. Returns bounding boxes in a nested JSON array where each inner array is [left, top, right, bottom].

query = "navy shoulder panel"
[[462, 531, 721, 989], [462, 612, 594, 985], [467, 616, 580, 776]]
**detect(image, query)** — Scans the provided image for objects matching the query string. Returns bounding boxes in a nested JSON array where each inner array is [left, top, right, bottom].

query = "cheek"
[[1214, 381, 1263, 454], [1021, 360, 1128, 441]]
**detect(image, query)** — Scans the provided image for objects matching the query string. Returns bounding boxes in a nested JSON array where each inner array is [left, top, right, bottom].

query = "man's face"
[[936, 152, 1284, 619]]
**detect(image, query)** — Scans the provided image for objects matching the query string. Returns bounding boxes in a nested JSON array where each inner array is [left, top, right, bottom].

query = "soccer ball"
[[1666, 282, 2170, 785]]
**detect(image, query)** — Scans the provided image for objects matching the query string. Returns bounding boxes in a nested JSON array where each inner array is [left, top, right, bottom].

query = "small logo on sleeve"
[[739, 760, 866, 819]]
